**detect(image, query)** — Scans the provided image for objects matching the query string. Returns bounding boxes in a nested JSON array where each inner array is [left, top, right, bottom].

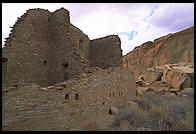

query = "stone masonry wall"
[[69, 24, 90, 62], [48, 66, 136, 114], [89, 35, 122, 69], [47, 8, 72, 86], [47, 8, 88, 86], [2, 8, 124, 87], [2, 9, 51, 87]]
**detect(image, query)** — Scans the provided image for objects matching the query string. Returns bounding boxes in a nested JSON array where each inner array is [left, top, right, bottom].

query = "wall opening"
[[79, 39, 83, 44], [2, 58, 8, 62], [75, 94, 79, 100], [62, 62, 68, 68], [109, 108, 112, 115], [44, 60, 47, 65], [63, 62, 69, 80], [65, 94, 69, 100]]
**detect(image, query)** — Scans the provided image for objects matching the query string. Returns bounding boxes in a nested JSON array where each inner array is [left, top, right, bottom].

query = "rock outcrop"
[[136, 62, 194, 96], [123, 26, 194, 78]]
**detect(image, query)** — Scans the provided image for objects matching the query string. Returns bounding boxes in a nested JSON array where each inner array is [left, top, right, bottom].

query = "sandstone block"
[[47, 86, 54, 89], [40, 87, 48, 91], [142, 70, 163, 83], [137, 87, 151, 95], [54, 86, 64, 90], [161, 66, 194, 90], [109, 106, 119, 115]]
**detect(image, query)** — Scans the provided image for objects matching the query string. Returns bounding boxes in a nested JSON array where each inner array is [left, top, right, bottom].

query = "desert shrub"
[[110, 91, 194, 131], [83, 122, 100, 131], [110, 104, 151, 130]]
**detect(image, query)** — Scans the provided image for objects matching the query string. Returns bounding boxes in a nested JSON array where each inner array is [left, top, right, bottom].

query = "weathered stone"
[[137, 127, 151, 131], [123, 26, 194, 78], [169, 88, 180, 92], [137, 87, 151, 95], [2, 7, 122, 88], [47, 86, 54, 89], [137, 75, 144, 80], [164, 92, 176, 97], [109, 106, 119, 115], [176, 92, 183, 97], [54, 86, 64, 90], [161, 65, 194, 90], [142, 70, 163, 83], [148, 81, 171, 92], [181, 88, 194, 97], [40, 87, 48, 91]]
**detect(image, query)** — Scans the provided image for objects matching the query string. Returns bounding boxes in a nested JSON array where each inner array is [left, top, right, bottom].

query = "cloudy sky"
[[2, 3, 194, 55]]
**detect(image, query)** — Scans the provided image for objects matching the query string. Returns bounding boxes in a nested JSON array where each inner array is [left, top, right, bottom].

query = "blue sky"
[[2, 3, 194, 55], [120, 31, 138, 40]]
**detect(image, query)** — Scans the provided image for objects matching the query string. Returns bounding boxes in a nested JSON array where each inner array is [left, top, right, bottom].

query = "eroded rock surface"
[[136, 62, 194, 96], [123, 26, 194, 78]]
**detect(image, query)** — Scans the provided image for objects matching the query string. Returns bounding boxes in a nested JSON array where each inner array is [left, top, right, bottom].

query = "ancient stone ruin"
[[2, 8, 122, 87], [2, 7, 194, 131]]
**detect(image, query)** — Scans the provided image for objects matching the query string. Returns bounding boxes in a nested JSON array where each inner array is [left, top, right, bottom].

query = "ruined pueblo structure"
[[2, 8, 122, 87]]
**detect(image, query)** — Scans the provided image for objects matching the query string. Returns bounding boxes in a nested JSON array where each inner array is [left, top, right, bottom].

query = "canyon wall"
[[123, 26, 194, 78]]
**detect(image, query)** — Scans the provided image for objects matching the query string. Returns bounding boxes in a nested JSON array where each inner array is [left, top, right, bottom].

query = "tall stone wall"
[[2, 9, 51, 87], [89, 35, 122, 69], [123, 26, 194, 78], [47, 8, 72, 86], [47, 8, 88, 86], [2, 8, 125, 87], [69, 24, 90, 62]]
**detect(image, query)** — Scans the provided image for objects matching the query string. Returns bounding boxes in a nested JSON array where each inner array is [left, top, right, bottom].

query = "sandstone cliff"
[[123, 26, 194, 78]]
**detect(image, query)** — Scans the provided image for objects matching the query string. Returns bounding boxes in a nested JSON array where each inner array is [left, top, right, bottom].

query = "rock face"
[[136, 62, 194, 96], [2, 8, 123, 87], [123, 26, 194, 78]]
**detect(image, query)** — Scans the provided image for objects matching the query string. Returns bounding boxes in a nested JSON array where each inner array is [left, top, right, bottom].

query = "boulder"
[[109, 106, 119, 115], [142, 69, 163, 83], [137, 87, 151, 95], [148, 81, 171, 93], [181, 88, 194, 97], [161, 65, 194, 90]]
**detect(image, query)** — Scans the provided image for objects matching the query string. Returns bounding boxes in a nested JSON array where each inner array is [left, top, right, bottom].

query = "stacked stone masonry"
[[2, 8, 123, 87]]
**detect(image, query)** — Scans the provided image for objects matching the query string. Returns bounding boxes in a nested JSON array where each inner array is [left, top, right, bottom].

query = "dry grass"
[[109, 91, 194, 131], [83, 122, 100, 131]]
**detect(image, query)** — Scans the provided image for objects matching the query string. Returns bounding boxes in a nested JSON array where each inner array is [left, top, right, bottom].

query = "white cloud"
[[2, 3, 194, 55]]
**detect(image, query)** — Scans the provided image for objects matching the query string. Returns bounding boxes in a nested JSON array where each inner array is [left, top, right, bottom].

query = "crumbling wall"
[[69, 24, 90, 62], [89, 35, 122, 69], [47, 8, 72, 86], [2, 8, 124, 87], [3, 9, 51, 87], [2, 59, 8, 85], [61, 67, 136, 112], [47, 8, 87, 86]]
